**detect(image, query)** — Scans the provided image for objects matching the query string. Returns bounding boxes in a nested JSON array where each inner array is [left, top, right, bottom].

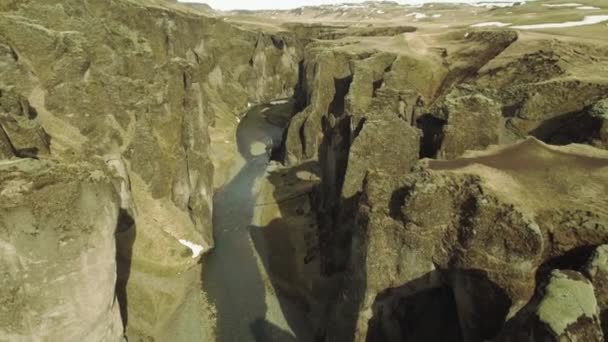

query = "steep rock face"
[[436, 90, 504, 159], [0, 159, 123, 342], [283, 47, 352, 163], [0, 0, 300, 339], [325, 138, 608, 341], [585, 245, 608, 337]]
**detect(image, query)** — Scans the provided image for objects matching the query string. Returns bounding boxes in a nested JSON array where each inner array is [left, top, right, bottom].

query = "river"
[[202, 102, 313, 342]]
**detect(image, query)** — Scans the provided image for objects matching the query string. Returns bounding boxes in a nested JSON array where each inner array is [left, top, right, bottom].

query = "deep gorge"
[[1, 1, 608, 342]]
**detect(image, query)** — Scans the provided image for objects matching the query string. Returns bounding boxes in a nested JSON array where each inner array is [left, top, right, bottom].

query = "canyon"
[[1, 0, 608, 341]]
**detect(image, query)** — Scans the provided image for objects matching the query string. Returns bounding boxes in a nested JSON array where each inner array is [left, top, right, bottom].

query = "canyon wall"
[[0, 0, 300, 340], [273, 26, 608, 341]]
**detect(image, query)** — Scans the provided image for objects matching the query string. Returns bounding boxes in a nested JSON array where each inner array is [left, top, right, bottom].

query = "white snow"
[[512, 15, 608, 29], [376, 10, 385, 14], [470, 21, 511, 27], [577, 6, 600, 10], [542, 3, 582, 7], [471, 1, 523, 8], [406, 12, 428, 20], [178, 239, 205, 259], [270, 99, 289, 105], [432, 14, 442, 18]]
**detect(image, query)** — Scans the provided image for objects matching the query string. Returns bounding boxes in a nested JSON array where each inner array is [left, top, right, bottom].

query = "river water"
[[203, 102, 313, 342]]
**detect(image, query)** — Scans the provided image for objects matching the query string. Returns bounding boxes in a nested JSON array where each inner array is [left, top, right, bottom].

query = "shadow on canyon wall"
[[115, 209, 136, 335], [249, 161, 321, 341]]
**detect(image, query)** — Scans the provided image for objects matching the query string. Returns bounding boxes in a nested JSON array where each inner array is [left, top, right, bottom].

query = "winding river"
[[203, 102, 313, 342]]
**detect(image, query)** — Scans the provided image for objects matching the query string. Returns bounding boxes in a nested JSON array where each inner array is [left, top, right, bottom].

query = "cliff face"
[[269, 19, 608, 342], [0, 159, 123, 341], [338, 139, 608, 341], [0, 0, 300, 340]]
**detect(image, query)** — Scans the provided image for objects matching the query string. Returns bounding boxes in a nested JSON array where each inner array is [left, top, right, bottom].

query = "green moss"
[[537, 270, 598, 335]]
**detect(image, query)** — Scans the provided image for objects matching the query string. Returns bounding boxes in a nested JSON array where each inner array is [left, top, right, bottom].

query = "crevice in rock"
[[366, 278, 463, 342], [115, 208, 136, 334], [270, 35, 285, 50], [351, 117, 366, 141], [530, 109, 603, 146], [372, 78, 384, 98], [539, 245, 599, 279], [417, 114, 446, 159], [328, 75, 353, 117], [294, 60, 308, 112]]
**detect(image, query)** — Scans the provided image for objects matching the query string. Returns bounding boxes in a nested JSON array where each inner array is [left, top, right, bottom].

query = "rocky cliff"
[[0, 0, 300, 340], [2, 0, 608, 341], [0, 159, 123, 341], [258, 8, 608, 342]]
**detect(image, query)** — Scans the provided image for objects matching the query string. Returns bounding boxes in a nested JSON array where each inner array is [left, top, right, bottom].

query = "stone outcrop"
[[436, 89, 503, 159], [324, 138, 608, 341], [589, 99, 608, 149], [0, 88, 50, 159], [468, 39, 608, 148], [0, 159, 123, 341], [534, 270, 603, 341], [499, 270, 604, 342], [418, 37, 608, 159], [585, 245, 608, 337]]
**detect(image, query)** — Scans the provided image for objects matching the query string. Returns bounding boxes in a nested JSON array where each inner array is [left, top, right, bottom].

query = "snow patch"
[[270, 99, 289, 105], [178, 239, 205, 259], [542, 3, 582, 7], [471, 21, 512, 27], [406, 12, 428, 20], [471, 1, 523, 8], [577, 6, 600, 10], [432, 14, 442, 18], [512, 15, 608, 29]]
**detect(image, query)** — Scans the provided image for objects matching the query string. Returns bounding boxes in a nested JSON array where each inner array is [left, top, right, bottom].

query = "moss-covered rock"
[[533, 270, 603, 341]]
